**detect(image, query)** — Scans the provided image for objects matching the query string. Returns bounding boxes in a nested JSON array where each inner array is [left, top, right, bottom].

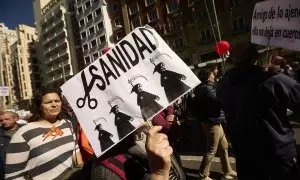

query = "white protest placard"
[[61, 26, 200, 157], [0, 86, 9, 96], [251, 0, 300, 51]]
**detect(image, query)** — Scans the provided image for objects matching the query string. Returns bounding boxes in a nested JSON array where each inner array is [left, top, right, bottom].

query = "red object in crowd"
[[215, 40, 230, 55], [102, 47, 111, 55]]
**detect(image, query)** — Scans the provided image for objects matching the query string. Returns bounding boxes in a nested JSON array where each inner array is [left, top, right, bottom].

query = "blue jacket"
[[193, 81, 225, 123]]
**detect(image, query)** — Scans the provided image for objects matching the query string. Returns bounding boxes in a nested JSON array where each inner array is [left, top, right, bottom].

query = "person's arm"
[[5, 132, 30, 180], [261, 76, 300, 118], [165, 106, 175, 123], [146, 126, 173, 180]]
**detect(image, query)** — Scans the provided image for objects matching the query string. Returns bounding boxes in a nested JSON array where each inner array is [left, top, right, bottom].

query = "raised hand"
[[146, 126, 173, 180]]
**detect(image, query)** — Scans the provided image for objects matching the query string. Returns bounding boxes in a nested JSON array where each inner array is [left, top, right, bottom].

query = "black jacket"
[[193, 81, 225, 123], [217, 65, 300, 162], [0, 128, 11, 179]]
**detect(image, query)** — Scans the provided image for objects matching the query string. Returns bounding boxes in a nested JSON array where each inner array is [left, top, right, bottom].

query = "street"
[[177, 116, 300, 180]]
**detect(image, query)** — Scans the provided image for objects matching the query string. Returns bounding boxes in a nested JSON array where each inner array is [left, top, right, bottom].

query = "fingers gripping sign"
[[146, 126, 173, 180]]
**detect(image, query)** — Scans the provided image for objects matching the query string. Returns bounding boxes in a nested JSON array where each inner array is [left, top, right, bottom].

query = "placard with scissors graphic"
[[61, 26, 200, 157]]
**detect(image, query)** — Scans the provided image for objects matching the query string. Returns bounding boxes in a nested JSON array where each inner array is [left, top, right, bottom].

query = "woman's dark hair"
[[29, 87, 62, 122], [198, 67, 213, 82]]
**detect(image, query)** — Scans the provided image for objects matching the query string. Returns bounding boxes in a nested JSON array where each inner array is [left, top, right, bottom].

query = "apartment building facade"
[[33, 0, 82, 88], [106, 0, 266, 68], [0, 23, 18, 108], [182, 0, 264, 67], [74, 0, 114, 67], [108, 0, 190, 62]]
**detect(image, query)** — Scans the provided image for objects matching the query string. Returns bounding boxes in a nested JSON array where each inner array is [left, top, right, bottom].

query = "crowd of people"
[[0, 41, 300, 180]]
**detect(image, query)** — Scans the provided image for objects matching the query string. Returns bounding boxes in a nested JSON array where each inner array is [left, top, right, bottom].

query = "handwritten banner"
[[61, 26, 200, 157], [251, 0, 300, 51]]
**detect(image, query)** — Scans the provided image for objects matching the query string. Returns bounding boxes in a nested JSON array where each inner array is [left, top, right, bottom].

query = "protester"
[[152, 106, 181, 144], [217, 42, 300, 180], [5, 88, 83, 180], [292, 61, 300, 83], [146, 126, 173, 180], [283, 64, 293, 77], [0, 111, 20, 180], [194, 67, 236, 180], [76, 120, 185, 180]]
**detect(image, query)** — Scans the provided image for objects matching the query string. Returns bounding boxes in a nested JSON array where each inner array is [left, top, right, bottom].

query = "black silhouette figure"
[[95, 124, 114, 152], [110, 105, 135, 139], [131, 83, 163, 120], [153, 62, 190, 103]]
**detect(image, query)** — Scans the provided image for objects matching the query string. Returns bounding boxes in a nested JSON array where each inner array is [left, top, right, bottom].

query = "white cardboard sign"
[[61, 26, 200, 157], [0, 87, 9, 96], [251, 0, 300, 51]]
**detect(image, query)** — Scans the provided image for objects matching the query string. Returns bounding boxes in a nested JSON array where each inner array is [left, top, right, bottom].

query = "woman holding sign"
[[5, 88, 83, 180]]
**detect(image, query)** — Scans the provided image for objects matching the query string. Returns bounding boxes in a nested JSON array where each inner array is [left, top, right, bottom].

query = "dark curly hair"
[[29, 87, 63, 122]]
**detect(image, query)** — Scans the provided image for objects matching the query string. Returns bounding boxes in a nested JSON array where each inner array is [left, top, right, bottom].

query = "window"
[[230, 0, 240, 7], [97, 22, 104, 30], [89, 26, 95, 35], [22, 74, 25, 81], [24, 83, 26, 90], [84, 56, 90, 64], [99, 35, 106, 44], [93, 52, 99, 60], [20, 58, 23, 64], [25, 91, 27, 96], [79, 19, 85, 27], [147, 9, 158, 22], [131, 18, 141, 29], [81, 31, 87, 38], [116, 32, 122, 41], [232, 17, 245, 31], [145, 0, 154, 7], [206, 29, 211, 39], [27, 34, 30, 40], [77, 6, 83, 14], [200, 28, 212, 41], [238, 18, 245, 29], [91, 39, 97, 47], [114, 17, 121, 25], [83, 44, 89, 51], [128, 3, 138, 15], [87, 14, 93, 22], [31, 35, 34, 41], [85, 1, 91, 9], [166, 1, 178, 14], [21, 66, 24, 72], [95, 8, 101, 17], [174, 37, 184, 49], [112, 3, 119, 12]]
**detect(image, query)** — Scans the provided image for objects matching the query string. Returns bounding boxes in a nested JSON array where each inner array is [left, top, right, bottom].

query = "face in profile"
[[40, 93, 62, 120], [213, 67, 218, 76]]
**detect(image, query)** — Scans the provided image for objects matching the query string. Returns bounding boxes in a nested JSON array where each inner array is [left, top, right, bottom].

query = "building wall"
[[0, 23, 18, 109], [33, 0, 81, 88], [75, 0, 114, 68], [14, 25, 37, 101], [110, 0, 188, 57]]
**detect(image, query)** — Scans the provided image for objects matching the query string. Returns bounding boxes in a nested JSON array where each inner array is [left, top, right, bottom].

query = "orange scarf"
[[43, 126, 64, 141]]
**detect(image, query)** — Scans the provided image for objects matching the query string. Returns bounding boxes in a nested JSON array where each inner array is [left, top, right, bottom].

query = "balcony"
[[43, 28, 66, 46], [160, 24, 183, 36], [46, 50, 68, 64], [44, 39, 67, 56], [47, 71, 72, 83], [41, 18, 63, 36]]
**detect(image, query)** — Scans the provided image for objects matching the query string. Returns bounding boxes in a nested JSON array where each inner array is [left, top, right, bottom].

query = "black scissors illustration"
[[76, 71, 98, 109]]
